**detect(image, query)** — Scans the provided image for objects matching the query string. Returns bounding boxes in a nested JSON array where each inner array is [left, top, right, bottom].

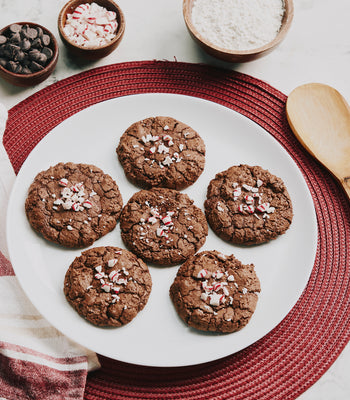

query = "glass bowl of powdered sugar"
[[183, 0, 294, 63]]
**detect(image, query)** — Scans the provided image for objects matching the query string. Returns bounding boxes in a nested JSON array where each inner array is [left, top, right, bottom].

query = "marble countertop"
[[0, 0, 349, 398]]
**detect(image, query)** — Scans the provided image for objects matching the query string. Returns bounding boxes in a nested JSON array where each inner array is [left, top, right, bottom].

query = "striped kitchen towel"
[[0, 251, 100, 400], [0, 103, 100, 400]]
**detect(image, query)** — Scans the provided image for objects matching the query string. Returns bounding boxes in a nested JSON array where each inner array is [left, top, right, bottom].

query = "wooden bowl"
[[183, 0, 294, 63], [0, 22, 58, 87], [58, 0, 125, 60]]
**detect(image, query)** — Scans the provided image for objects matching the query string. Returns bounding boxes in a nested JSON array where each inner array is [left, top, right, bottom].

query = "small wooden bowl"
[[183, 0, 294, 63], [58, 0, 125, 60], [0, 22, 58, 87]]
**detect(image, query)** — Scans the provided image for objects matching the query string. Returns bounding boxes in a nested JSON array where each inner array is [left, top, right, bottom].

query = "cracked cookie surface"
[[120, 187, 208, 265], [205, 165, 293, 245], [25, 162, 123, 248], [64, 246, 152, 327], [116, 116, 206, 190], [170, 250, 261, 333]]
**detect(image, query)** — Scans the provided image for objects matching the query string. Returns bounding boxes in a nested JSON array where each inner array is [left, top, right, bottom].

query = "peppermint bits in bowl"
[[58, 0, 125, 60]]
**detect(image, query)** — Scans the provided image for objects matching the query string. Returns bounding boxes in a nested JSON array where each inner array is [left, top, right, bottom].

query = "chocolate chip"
[[20, 38, 31, 51], [42, 47, 53, 60], [42, 34, 50, 46], [10, 32, 21, 44], [6, 60, 17, 72], [7, 44, 20, 58], [9, 24, 21, 33], [37, 52, 47, 65], [27, 28, 38, 40], [22, 66, 32, 74], [14, 64, 22, 74], [28, 49, 41, 61], [31, 37, 42, 49], [30, 60, 44, 72], [14, 50, 25, 62], [0, 35, 7, 45], [36, 26, 43, 38]]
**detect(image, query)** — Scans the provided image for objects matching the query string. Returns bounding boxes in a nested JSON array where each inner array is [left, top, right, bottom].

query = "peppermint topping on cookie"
[[197, 269, 233, 308], [141, 207, 176, 240], [232, 179, 276, 218], [93, 255, 129, 301], [53, 179, 95, 212], [138, 131, 186, 169]]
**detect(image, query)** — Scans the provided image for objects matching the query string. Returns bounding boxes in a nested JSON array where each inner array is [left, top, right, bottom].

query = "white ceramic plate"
[[7, 93, 317, 367]]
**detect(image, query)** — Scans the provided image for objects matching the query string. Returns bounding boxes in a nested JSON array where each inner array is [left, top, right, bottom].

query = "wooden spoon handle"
[[341, 177, 350, 200]]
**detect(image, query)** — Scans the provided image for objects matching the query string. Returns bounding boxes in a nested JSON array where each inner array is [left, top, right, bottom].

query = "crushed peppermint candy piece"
[[156, 228, 168, 238], [201, 292, 209, 301], [209, 292, 224, 306], [101, 283, 111, 293], [67, 225, 73, 230], [246, 205, 255, 214], [59, 178, 69, 187], [212, 271, 224, 279], [162, 156, 173, 166], [197, 269, 208, 278], [233, 187, 241, 199], [109, 270, 119, 282], [173, 152, 182, 162], [161, 215, 173, 225], [256, 179, 263, 187], [217, 203, 224, 212], [158, 143, 169, 154], [242, 184, 252, 191], [71, 202, 80, 212], [141, 134, 153, 143], [107, 258, 118, 268], [244, 195, 254, 205], [256, 202, 270, 212], [147, 216, 158, 224], [150, 208, 160, 217], [95, 265, 102, 273]]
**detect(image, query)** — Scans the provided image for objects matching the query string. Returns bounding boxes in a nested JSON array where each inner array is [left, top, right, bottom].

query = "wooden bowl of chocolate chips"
[[0, 22, 58, 87]]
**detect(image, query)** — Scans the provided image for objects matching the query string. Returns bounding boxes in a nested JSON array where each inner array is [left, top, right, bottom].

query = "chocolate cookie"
[[204, 165, 293, 245], [170, 250, 261, 333], [120, 188, 208, 265], [64, 246, 152, 327], [25, 162, 123, 248], [116, 116, 205, 190]]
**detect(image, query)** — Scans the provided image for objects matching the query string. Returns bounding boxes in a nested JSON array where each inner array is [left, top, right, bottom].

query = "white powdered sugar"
[[191, 0, 285, 51]]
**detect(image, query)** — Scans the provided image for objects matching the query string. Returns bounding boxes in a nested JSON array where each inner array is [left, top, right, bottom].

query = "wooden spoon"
[[286, 83, 350, 200]]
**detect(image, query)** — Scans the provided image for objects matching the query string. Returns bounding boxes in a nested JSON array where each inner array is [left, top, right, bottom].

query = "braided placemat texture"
[[3, 61, 350, 400]]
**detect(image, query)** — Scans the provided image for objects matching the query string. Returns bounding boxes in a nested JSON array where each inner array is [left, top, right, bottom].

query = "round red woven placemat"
[[3, 61, 350, 400]]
